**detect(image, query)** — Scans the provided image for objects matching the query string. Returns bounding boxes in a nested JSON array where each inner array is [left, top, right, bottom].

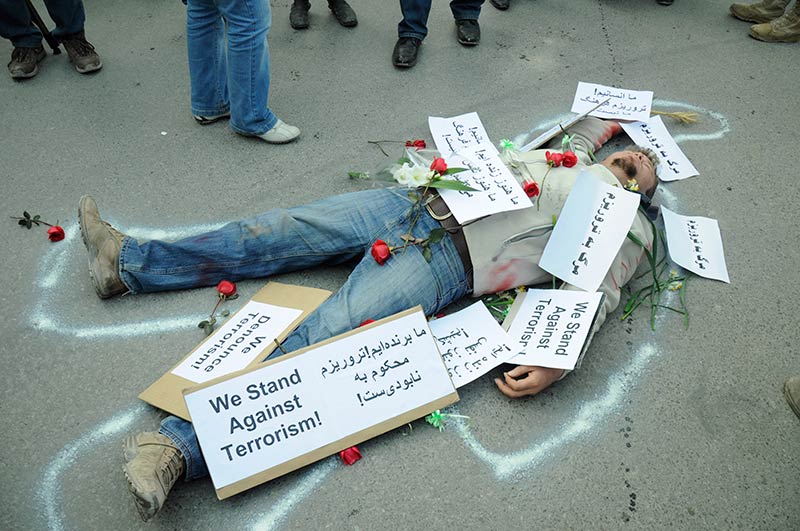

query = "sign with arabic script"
[[184, 307, 457, 499], [571, 82, 653, 122]]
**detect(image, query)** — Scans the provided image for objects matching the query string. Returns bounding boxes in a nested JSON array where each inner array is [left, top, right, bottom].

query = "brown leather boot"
[[749, 2, 800, 41]]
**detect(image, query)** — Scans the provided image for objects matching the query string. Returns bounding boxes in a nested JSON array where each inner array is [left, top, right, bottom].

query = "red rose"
[[359, 319, 376, 327], [545, 151, 563, 167], [405, 139, 427, 149], [339, 446, 362, 465], [216, 280, 237, 297], [562, 151, 578, 168], [430, 157, 448, 174], [523, 180, 540, 198], [371, 240, 391, 265], [46, 225, 65, 242]]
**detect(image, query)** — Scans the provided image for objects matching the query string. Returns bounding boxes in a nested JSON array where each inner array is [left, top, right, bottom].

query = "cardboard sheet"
[[139, 282, 331, 420], [183, 307, 459, 499]]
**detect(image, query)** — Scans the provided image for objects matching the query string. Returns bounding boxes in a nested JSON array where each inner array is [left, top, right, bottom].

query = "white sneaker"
[[257, 119, 301, 144]]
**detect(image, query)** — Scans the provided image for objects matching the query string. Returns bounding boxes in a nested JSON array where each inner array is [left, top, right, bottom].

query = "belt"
[[425, 194, 473, 289]]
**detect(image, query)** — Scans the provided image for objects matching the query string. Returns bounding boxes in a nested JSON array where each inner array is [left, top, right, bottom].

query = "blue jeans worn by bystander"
[[397, 0, 484, 40], [119, 188, 470, 479], [186, 0, 278, 135], [0, 0, 85, 47]]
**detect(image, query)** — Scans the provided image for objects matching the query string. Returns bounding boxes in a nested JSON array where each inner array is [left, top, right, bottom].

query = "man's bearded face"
[[606, 151, 656, 195]]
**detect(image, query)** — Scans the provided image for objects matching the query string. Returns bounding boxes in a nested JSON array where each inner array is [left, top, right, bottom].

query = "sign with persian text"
[[428, 302, 516, 387], [571, 82, 653, 122], [184, 308, 458, 499], [662, 207, 730, 282], [539, 170, 640, 292]]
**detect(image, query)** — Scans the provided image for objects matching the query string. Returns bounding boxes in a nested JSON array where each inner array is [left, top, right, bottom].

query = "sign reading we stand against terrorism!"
[[183, 307, 458, 499]]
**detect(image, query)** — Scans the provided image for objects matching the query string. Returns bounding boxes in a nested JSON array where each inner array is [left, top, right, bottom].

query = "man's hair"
[[627, 145, 661, 200]]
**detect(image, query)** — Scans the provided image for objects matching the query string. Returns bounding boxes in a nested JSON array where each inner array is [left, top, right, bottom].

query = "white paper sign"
[[662, 207, 730, 282], [506, 290, 603, 370], [184, 310, 455, 490], [428, 302, 516, 388], [539, 170, 641, 292], [171, 301, 303, 384], [571, 82, 653, 122], [438, 147, 530, 223], [429, 112, 498, 156], [620, 116, 698, 181]]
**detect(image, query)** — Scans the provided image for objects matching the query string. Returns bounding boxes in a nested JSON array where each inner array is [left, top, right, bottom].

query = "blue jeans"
[[186, 0, 278, 135], [0, 0, 85, 47], [120, 188, 470, 479], [398, 0, 484, 40]]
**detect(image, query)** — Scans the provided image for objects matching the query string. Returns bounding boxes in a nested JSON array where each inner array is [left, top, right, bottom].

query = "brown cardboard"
[[181, 306, 460, 500], [139, 282, 331, 421]]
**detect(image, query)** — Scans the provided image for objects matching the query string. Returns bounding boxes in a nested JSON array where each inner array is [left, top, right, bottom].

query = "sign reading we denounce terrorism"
[[171, 300, 303, 384], [183, 308, 458, 499]]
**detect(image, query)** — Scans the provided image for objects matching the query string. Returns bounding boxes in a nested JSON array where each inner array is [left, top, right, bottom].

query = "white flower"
[[391, 163, 433, 188]]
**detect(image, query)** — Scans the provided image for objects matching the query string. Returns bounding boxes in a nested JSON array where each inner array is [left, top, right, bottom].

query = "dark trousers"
[[0, 0, 85, 47], [398, 0, 484, 40]]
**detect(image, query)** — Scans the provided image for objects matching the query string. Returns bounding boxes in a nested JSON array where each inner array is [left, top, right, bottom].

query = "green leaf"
[[408, 190, 420, 202], [396, 157, 411, 165], [348, 171, 371, 180], [428, 179, 478, 192], [25, 219, 32, 229], [18, 219, 26, 226], [422, 246, 432, 262], [33, 214, 41, 221], [197, 320, 209, 329], [23, 211, 30, 219], [427, 227, 445, 243], [442, 167, 467, 175]]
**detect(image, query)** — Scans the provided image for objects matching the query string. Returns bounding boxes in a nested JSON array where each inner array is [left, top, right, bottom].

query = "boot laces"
[[11, 47, 40, 63], [64, 36, 96, 57], [157, 448, 183, 490]]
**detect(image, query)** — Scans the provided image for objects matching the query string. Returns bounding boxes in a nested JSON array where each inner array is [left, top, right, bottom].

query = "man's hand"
[[494, 365, 565, 398]]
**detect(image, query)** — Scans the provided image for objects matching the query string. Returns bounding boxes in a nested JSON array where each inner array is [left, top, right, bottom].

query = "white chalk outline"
[[34, 104, 724, 529]]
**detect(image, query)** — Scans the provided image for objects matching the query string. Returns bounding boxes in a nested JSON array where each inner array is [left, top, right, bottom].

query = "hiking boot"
[[256, 119, 301, 144], [123, 432, 185, 522], [730, 0, 788, 23], [61, 32, 102, 73], [328, 0, 358, 27], [785, 376, 800, 419], [290, 0, 311, 29], [8, 45, 46, 79], [749, 3, 800, 41], [78, 195, 127, 299]]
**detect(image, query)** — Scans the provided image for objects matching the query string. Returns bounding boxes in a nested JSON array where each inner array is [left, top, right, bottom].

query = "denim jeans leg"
[[159, 415, 209, 480], [0, 0, 42, 47], [42, 0, 86, 40], [397, 0, 431, 40], [158, 197, 469, 479], [186, 0, 229, 117], [450, 0, 484, 21], [119, 189, 413, 293], [279, 205, 471, 354], [216, 0, 277, 135]]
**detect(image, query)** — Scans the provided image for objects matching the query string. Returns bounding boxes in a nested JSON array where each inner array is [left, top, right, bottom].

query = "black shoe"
[[490, 0, 510, 10], [392, 37, 421, 68], [290, 0, 311, 29], [328, 0, 357, 27], [456, 19, 480, 46]]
